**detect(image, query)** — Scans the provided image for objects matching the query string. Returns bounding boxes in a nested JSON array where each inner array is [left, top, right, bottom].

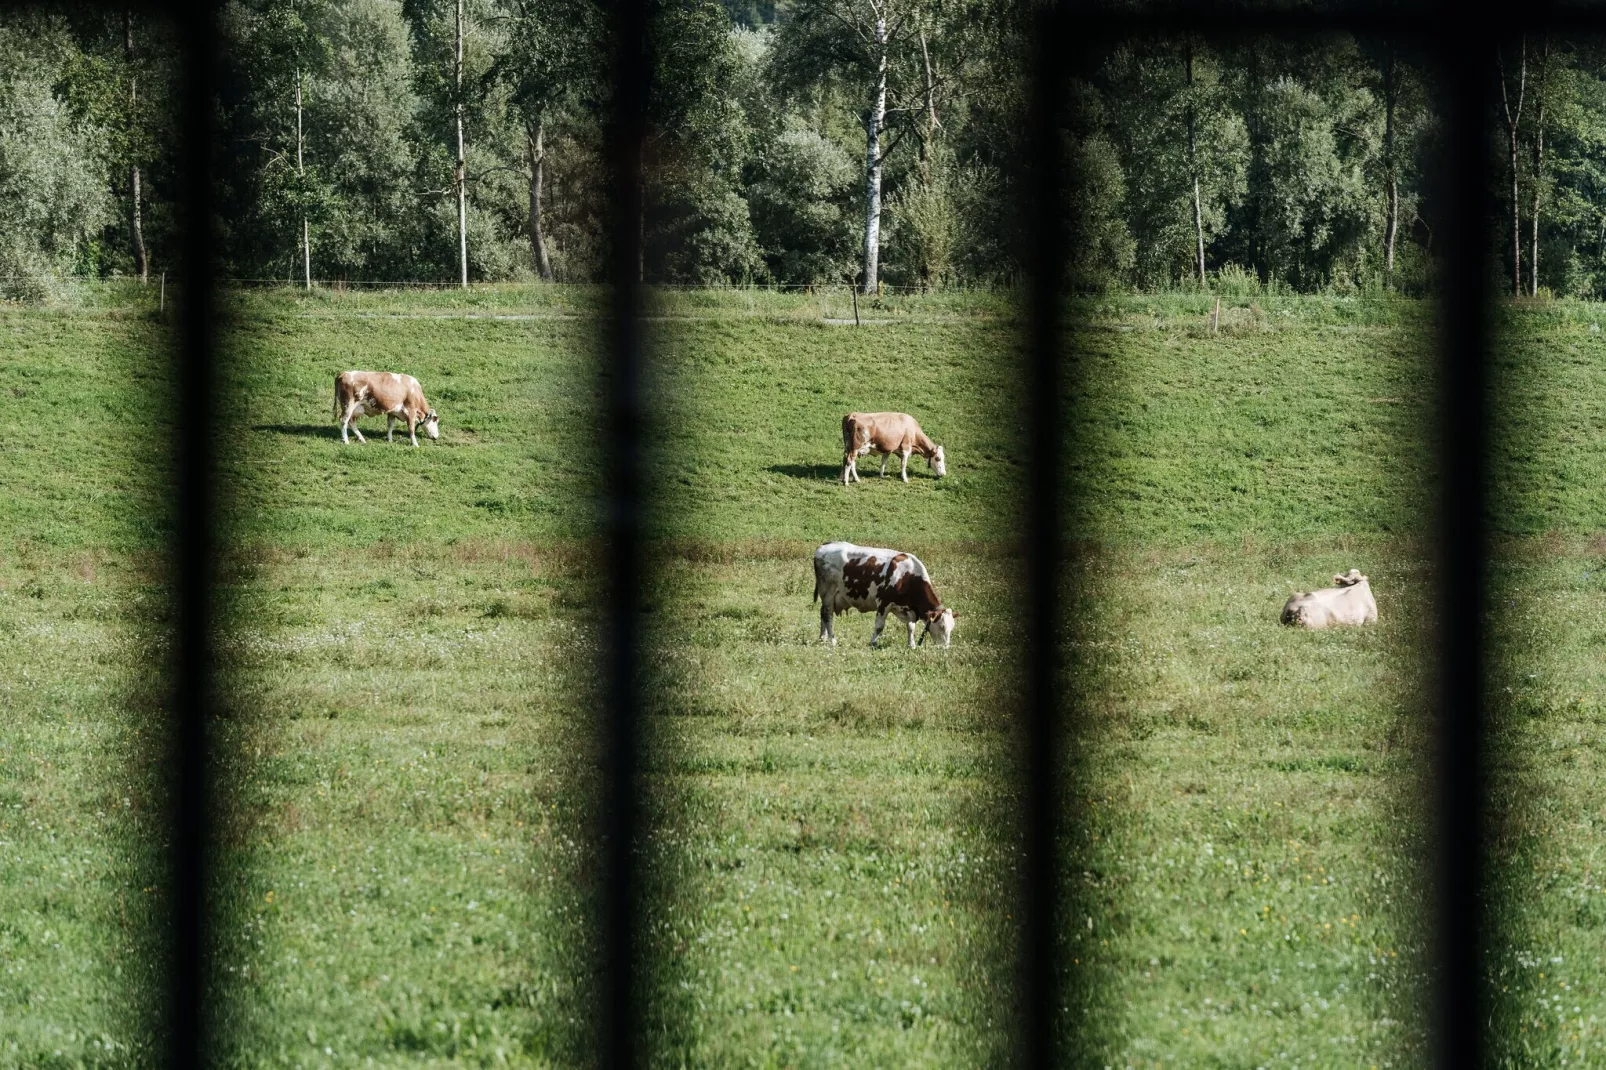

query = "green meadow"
[[9, 285, 1606, 1069], [1487, 304, 1606, 1069], [1058, 295, 1438, 1068]]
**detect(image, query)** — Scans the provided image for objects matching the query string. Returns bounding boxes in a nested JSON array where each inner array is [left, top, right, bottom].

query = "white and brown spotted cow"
[[812, 541, 958, 648], [841, 412, 946, 485], [1280, 568, 1377, 630], [334, 370, 440, 446]]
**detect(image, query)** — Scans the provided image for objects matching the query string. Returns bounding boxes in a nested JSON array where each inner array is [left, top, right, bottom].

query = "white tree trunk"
[[455, 0, 468, 289], [1185, 43, 1204, 286], [126, 12, 147, 283], [296, 70, 310, 290], [861, 12, 888, 295], [1383, 44, 1397, 275], [527, 118, 553, 281]]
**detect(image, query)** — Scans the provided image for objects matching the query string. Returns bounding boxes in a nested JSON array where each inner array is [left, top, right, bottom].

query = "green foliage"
[[1076, 36, 1440, 294], [0, 23, 112, 298], [746, 119, 858, 284]]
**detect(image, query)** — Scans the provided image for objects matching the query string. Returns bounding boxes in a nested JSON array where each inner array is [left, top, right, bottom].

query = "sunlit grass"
[[1487, 305, 1606, 1068]]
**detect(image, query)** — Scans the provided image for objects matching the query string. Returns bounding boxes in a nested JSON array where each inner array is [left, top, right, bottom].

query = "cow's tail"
[[333, 376, 342, 421], [812, 555, 823, 603]]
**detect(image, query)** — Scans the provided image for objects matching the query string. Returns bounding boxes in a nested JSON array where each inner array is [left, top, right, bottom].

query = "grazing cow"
[[334, 370, 439, 446], [812, 541, 958, 648], [841, 412, 946, 485], [1280, 568, 1377, 630]]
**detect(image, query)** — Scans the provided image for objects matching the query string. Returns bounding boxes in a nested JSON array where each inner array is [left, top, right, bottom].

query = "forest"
[[5, 6, 1606, 297]]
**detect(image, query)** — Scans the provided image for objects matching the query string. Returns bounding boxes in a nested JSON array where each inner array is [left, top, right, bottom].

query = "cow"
[[334, 370, 440, 446], [841, 412, 946, 485], [812, 541, 958, 648], [1280, 568, 1377, 630]]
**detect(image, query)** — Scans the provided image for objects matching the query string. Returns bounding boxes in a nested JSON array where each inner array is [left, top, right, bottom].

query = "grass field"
[[1486, 304, 1606, 1069], [0, 292, 171, 1066], [8, 284, 1604, 1069], [1058, 296, 1438, 1067]]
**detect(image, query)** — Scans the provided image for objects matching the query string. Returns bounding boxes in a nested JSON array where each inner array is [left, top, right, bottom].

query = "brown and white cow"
[[334, 370, 440, 446], [1280, 568, 1377, 630], [841, 412, 946, 485], [812, 541, 958, 648]]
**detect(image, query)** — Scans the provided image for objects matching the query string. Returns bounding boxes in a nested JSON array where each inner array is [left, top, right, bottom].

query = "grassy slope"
[[640, 311, 1025, 1067], [1062, 297, 1437, 1066], [1487, 305, 1606, 1067], [209, 290, 604, 1066], [1, 286, 1480, 1069], [0, 302, 170, 1065]]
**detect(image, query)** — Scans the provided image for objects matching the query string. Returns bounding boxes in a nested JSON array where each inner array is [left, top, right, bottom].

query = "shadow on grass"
[[252, 423, 337, 439], [765, 463, 842, 482]]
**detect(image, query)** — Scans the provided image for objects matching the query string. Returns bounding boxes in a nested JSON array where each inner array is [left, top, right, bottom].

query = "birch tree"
[[1498, 39, 1527, 296], [1381, 40, 1398, 276], [773, 0, 965, 293], [124, 12, 148, 281], [1529, 36, 1551, 297]]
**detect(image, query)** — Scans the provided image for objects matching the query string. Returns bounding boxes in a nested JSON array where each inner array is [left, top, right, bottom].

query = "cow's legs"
[[386, 415, 396, 443], [408, 416, 419, 447], [870, 609, 887, 647], [819, 605, 836, 644], [899, 450, 911, 482], [842, 455, 854, 485], [905, 619, 919, 647], [342, 403, 366, 443], [879, 452, 890, 477]]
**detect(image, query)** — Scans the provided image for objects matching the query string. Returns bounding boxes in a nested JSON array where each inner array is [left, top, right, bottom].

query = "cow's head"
[[930, 444, 947, 478], [422, 409, 440, 440], [1332, 568, 1365, 587], [918, 606, 958, 648]]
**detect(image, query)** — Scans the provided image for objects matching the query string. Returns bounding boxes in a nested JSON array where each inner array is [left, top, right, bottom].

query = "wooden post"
[[1211, 296, 1219, 334], [852, 281, 860, 326]]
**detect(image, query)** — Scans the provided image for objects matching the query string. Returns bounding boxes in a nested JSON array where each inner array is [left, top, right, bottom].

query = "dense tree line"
[[1070, 34, 1443, 295], [13, 10, 1606, 299], [0, 0, 1026, 294]]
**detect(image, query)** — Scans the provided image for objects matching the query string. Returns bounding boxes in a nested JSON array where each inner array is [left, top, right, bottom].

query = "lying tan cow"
[[841, 412, 946, 485], [812, 541, 958, 648], [1280, 569, 1377, 630], [334, 370, 439, 446]]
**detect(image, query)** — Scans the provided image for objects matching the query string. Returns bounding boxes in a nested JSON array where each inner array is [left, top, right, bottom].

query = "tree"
[[641, 0, 761, 284], [1498, 38, 1527, 297], [492, 0, 603, 280], [124, 12, 147, 281], [0, 18, 111, 295], [773, 0, 971, 293], [1529, 36, 1551, 298], [1100, 39, 1245, 288]]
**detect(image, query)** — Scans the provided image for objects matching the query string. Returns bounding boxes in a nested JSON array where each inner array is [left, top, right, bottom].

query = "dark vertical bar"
[[604, 0, 648, 1063], [1023, 2, 1065, 1066], [1435, 18, 1489, 1070], [170, 1, 217, 1067]]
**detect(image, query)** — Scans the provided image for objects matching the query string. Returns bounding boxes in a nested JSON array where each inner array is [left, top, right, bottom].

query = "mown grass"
[[0, 301, 170, 1066], [2, 284, 1486, 1069], [638, 305, 1027, 1066], [1486, 304, 1606, 1068], [1060, 296, 1438, 1066], [206, 290, 606, 1066]]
